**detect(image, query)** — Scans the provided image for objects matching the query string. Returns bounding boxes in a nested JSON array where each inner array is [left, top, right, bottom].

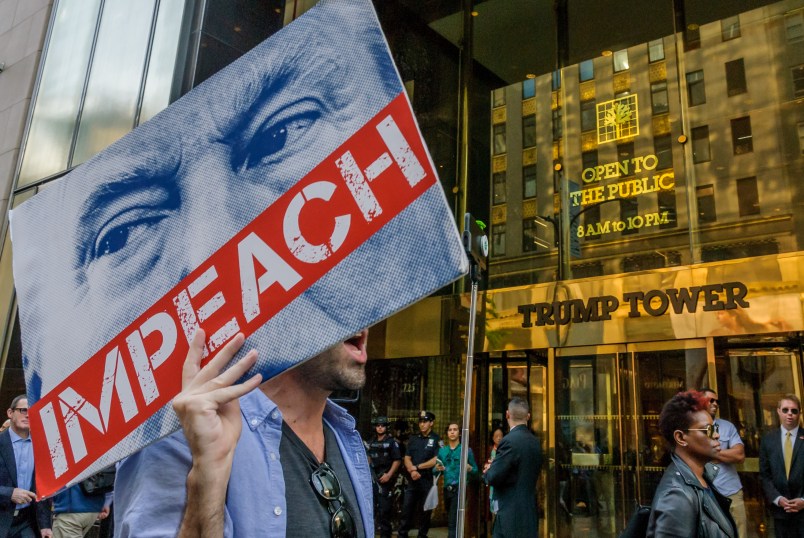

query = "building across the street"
[[1, 0, 803, 536]]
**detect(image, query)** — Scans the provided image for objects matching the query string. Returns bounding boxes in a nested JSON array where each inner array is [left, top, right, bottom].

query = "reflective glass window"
[[492, 224, 506, 257], [613, 49, 629, 72], [651, 81, 669, 115], [523, 166, 537, 199], [697, 185, 717, 223], [654, 134, 672, 170], [692, 126, 711, 163], [786, 11, 804, 43], [523, 78, 536, 99], [687, 70, 706, 106], [648, 39, 664, 62], [553, 107, 563, 140], [493, 88, 506, 107], [493, 172, 507, 204], [726, 59, 747, 96], [581, 100, 596, 131], [731, 116, 753, 154], [685, 25, 701, 50], [139, 0, 186, 123], [579, 60, 594, 82], [737, 177, 760, 216], [17, 0, 102, 185], [522, 219, 539, 253], [721, 16, 741, 41], [657, 189, 677, 230], [493, 124, 507, 154], [523, 115, 536, 147], [552, 70, 561, 91], [620, 198, 638, 235], [792, 65, 804, 98], [581, 150, 598, 171]]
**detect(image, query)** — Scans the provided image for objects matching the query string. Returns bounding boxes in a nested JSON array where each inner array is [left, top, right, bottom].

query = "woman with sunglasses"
[[647, 390, 737, 537]]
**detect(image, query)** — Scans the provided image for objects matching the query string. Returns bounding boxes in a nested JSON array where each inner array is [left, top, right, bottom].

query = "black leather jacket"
[[647, 453, 737, 537]]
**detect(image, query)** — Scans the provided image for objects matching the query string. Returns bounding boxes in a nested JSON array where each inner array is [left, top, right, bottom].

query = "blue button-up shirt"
[[114, 389, 373, 537], [9, 428, 33, 508]]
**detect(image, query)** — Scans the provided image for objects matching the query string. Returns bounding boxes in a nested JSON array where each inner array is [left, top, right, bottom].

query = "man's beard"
[[296, 345, 366, 392]]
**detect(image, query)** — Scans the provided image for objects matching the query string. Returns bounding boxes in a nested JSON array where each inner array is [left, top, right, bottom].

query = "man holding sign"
[[116, 329, 372, 537], [10, 0, 466, 502]]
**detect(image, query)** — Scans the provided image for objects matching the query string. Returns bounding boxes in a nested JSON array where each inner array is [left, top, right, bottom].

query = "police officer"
[[399, 410, 440, 538], [367, 416, 402, 538]]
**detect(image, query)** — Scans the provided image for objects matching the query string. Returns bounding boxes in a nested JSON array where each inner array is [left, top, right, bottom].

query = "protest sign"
[[10, 0, 468, 498]]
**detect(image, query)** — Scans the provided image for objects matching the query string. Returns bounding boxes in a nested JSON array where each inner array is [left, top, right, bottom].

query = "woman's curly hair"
[[657, 390, 709, 444]]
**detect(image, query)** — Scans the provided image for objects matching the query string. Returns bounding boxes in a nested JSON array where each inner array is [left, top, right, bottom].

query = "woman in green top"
[[435, 422, 479, 538]]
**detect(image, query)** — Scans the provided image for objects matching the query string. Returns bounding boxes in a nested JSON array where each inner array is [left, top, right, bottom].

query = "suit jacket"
[[0, 429, 51, 536], [759, 427, 804, 520], [484, 424, 542, 538]]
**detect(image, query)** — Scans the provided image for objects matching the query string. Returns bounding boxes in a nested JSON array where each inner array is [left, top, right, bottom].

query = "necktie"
[[784, 431, 793, 479]]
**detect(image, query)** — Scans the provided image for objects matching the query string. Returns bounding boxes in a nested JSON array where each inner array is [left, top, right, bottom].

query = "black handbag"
[[80, 465, 116, 496], [620, 504, 650, 538]]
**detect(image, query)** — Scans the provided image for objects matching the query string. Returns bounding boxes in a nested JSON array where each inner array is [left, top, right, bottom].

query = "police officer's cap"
[[418, 410, 435, 422], [372, 416, 389, 426]]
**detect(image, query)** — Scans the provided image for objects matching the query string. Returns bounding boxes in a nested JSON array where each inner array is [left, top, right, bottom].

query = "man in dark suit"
[[483, 397, 542, 538], [760, 393, 804, 538], [0, 395, 51, 538]]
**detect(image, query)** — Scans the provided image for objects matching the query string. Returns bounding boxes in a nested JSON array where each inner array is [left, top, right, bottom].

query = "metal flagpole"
[[456, 214, 486, 538]]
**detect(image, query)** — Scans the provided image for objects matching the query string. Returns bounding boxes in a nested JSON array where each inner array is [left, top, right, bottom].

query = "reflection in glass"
[[493, 124, 507, 155], [72, 0, 158, 165], [139, 0, 186, 123], [613, 50, 629, 72], [731, 116, 754, 155], [17, 0, 102, 185]]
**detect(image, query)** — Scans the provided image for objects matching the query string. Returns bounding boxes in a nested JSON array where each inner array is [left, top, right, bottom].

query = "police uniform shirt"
[[406, 432, 440, 480], [368, 436, 401, 475]]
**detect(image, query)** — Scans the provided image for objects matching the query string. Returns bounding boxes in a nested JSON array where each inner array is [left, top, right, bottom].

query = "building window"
[[657, 190, 677, 229], [654, 134, 672, 170], [798, 122, 804, 154], [522, 78, 535, 99], [492, 224, 506, 256], [523, 219, 541, 253], [691, 125, 711, 163], [721, 16, 740, 40], [617, 142, 634, 174], [697, 185, 716, 223], [493, 124, 507, 154], [522, 115, 536, 147], [731, 116, 753, 155], [651, 81, 669, 115], [620, 198, 638, 235], [792, 65, 804, 98], [552, 107, 563, 140], [581, 100, 596, 131], [579, 60, 594, 82], [648, 39, 664, 62], [725, 59, 747, 96], [523, 166, 537, 199], [582, 150, 598, 172], [786, 12, 804, 43], [613, 49, 629, 72], [687, 70, 706, 106], [493, 172, 506, 204], [552, 70, 561, 91], [685, 25, 701, 50], [493, 88, 506, 107], [737, 176, 760, 216]]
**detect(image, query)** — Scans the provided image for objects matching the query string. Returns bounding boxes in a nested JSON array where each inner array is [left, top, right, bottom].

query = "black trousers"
[[444, 485, 458, 538], [9, 507, 36, 538], [398, 477, 433, 537], [373, 481, 394, 538], [774, 515, 804, 538]]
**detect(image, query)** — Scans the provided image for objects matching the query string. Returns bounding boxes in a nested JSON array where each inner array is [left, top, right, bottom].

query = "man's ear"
[[6, 409, 12, 420]]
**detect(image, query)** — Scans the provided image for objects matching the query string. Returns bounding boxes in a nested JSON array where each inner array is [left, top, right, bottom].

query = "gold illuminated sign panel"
[[597, 94, 638, 144]]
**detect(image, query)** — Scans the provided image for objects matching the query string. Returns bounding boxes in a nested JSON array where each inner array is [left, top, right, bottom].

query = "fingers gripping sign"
[[173, 330, 262, 538]]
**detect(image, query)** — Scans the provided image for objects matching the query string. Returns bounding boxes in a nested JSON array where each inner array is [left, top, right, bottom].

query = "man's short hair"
[[778, 394, 801, 409], [9, 394, 26, 410], [508, 397, 530, 422], [698, 387, 717, 395]]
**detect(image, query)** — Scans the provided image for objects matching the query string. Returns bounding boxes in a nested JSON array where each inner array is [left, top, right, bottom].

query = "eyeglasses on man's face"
[[708, 398, 719, 405], [12, 407, 28, 415], [310, 462, 356, 538], [686, 423, 719, 439], [780, 407, 800, 415]]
